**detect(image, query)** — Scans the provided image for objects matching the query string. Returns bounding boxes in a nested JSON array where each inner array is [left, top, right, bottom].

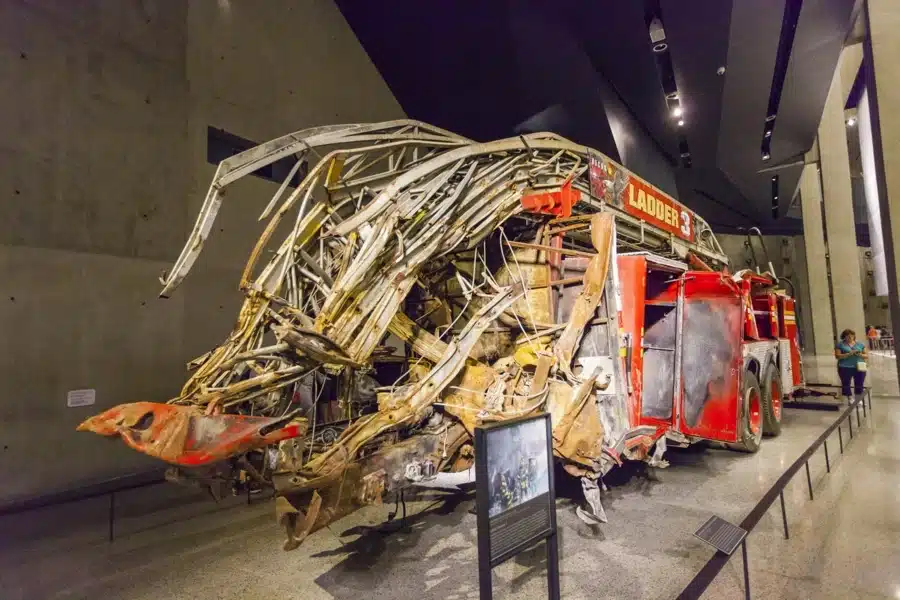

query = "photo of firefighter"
[[486, 417, 550, 518]]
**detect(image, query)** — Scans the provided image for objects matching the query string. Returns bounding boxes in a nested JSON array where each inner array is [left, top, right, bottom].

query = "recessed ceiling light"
[[653, 42, 668, 53], [717, 66, 726, 76], [666, 91, 679, 100], [765, 114, 777, 123], [649, 18, 666, 44], [762, 153, 771, 161], [673, 106, 684, 118], [677, 119, 685, 127], [774, 195, 779, 200], [847, 117, 857, 127], [765, 130, 772, 138]]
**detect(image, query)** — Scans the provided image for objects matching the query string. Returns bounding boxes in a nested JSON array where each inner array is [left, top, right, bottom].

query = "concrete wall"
[[859, 247, 893, 329], [0, 0, 403, 503], [716, 233, 892, 347]]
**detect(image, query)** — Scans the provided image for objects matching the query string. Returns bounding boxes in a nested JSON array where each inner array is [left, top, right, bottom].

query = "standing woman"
[[835, 329, 868, 402]]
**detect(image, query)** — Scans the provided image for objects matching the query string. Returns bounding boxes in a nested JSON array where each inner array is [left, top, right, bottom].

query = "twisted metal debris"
[[80, 120, 727, 549]]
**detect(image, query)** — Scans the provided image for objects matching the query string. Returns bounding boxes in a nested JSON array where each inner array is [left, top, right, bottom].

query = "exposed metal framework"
[[80, 120, 727, 550]]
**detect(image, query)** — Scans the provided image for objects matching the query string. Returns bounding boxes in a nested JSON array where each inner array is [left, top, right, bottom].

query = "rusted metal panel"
[[553, 213, 614, 379]]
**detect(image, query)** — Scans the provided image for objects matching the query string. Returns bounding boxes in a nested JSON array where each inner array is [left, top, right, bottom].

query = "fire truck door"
[[676, 275, 744, 442], [640, 306, 677, 424], [639, 280, 680, 426], [632, 255, 686, 429]]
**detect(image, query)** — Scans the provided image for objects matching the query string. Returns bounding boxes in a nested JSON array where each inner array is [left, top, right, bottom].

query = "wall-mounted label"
[[623, 177, 694, 242], [67, 389, 96, 407]]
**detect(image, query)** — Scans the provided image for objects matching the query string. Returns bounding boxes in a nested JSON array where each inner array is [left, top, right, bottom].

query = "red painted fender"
[[77, 402, 306, 467]]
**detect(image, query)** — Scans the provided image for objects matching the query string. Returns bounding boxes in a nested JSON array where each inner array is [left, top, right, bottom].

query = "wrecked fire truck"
[[78, 120, 803, 550]]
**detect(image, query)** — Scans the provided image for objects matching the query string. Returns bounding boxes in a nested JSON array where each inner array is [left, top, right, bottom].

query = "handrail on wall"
[[0, 469, 167, 542]]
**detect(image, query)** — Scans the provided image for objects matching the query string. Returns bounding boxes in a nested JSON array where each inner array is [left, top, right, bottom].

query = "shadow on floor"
[[311, 491, 471, 570], [312, 491, 481, 599]]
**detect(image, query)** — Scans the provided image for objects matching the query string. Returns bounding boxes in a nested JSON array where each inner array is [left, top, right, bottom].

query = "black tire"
[[729, 371, 763, 453], [761, 362, 784, 437]]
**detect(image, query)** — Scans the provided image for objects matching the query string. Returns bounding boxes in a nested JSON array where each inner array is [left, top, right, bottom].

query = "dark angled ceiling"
[[336, 0, 857, 234]]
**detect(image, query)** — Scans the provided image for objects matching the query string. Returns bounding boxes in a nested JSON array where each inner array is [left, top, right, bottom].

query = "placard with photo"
[[475, 413, 559, 599]]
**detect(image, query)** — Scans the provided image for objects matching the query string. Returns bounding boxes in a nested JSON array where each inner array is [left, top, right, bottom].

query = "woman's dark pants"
[[838, 366, 866, 397]]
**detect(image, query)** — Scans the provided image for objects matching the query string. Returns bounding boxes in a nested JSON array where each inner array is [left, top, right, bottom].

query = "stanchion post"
[[823, 439, 830, 473], [868, 389, 872, 411], [401, 488, 407, 523], [862, 395, 867, 418], [109, 491, 115, 543], [547, 533, 561, 600], [838, 424, 844, 452], [741, 540, 751, 600], [848, 410, 854, 438], [804, 461, 814, 500], [856, 402, 861, 428], [779, 491, 789, 539]]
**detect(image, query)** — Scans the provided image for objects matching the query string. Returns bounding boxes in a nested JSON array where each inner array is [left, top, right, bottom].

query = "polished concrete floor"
[[1, 355, 898, 600]]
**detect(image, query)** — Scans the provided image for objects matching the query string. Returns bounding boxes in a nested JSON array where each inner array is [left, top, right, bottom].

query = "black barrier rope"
[[676, 388, 872, 600]]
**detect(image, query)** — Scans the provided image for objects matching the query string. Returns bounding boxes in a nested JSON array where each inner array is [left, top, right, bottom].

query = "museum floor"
[[2, 355, 899, 600]]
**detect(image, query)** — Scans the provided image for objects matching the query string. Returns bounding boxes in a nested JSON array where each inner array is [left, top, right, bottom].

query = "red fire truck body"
[[615, 259, 802, 451], [617, 254, 801, 451], [559, 151, 805, 453]]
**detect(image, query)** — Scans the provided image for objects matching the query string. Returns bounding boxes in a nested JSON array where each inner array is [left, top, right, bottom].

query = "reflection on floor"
[[1, 355, 898, 600]]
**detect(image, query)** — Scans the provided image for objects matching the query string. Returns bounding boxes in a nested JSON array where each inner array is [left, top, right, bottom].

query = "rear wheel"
[[761, 363, 783, 437], [729, 371, 763, 453]]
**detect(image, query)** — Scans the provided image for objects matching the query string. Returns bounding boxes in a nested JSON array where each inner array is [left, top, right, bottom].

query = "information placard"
[[475, 413, 559, 600], [67, 389, 96, 408], [694, 515, 747, 556]]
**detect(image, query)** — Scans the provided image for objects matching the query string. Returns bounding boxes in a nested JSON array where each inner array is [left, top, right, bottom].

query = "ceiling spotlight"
[[673, 106, 684, 118], [666, 91, 679, 100], [677, 119, 685, 127], [762, 153, 771, 161], [774, 195, 778, 200], [765, 114, 777, 123], [765, 130, 772, 138], [847, 117, 857, 127], [653, 42, 669, 53], [649, 17, 666, 43], [717, 66, 726, 76]]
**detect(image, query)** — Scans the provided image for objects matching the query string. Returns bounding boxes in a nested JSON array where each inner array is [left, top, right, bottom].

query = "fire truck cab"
[[616, 257, 802, 453], [562, 154, 805, 456], [522, 150, 806, 460]]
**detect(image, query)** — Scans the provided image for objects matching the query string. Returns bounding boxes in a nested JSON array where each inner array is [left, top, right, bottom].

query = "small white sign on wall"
[[67, 389, 96, 408]]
